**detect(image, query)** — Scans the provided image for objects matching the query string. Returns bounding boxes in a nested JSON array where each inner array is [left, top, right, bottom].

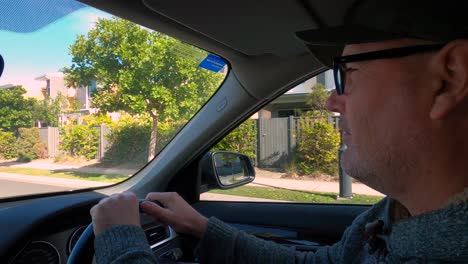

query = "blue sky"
[[0, 6, 110, 91]]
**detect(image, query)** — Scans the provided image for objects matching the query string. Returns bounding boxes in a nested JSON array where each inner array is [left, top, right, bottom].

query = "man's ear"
[[430, 40, 468, 120]]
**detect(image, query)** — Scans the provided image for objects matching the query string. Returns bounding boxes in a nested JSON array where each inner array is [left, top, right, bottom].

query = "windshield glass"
[[0, 0, 227, 199]]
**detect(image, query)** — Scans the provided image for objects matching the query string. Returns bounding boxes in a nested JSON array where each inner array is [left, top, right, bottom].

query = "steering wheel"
[[67, 199, 164, 264], [67, 223, 95, 264]]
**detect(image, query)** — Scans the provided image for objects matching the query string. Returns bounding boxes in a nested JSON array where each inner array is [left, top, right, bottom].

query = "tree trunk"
[[148, 115, 158, 162]]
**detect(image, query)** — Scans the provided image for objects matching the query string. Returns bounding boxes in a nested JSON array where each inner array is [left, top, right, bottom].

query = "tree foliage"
[[307, 83, 330, 114], [0, 86, 36, 132], [64, 18, 224, 161], [32, 93, 69, 127], [82, 114, 113, 127]]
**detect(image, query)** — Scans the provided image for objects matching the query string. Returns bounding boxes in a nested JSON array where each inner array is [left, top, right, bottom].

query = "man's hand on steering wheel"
[[89, 191, 208, 239], [141, 192, 208, 239], [90, 192, 141, 235]]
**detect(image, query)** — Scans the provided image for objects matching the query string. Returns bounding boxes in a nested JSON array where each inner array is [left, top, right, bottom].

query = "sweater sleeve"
[[197, 217, 342, 264], [94, 225, 159, 264]]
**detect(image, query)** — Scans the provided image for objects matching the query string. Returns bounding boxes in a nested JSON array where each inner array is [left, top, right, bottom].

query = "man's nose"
[[325, 90, 345, 114]]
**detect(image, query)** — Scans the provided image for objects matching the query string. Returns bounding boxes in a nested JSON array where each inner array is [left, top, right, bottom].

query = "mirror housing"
[[199, 151, 255, 193]]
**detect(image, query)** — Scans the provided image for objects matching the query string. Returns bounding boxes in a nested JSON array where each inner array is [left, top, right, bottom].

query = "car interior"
[[1, 0, 374, 263]]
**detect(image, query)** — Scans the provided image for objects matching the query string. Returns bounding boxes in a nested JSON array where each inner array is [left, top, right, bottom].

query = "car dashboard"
[[1, 193, 195, 264], [8, 222, 180, 264]]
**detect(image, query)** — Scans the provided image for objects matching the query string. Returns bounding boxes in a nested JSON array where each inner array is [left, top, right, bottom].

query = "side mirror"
[[199, 151, 255, 193]]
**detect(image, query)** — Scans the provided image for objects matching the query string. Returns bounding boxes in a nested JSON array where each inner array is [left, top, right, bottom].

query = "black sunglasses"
[[333, 43, 446, 95]]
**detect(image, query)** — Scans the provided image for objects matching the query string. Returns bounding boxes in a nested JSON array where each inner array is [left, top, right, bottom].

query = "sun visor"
[[304, 45, 343, 68]]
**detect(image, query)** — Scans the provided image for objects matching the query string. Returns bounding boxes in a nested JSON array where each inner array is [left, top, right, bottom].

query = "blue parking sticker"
[[199, 54, 226, 72]]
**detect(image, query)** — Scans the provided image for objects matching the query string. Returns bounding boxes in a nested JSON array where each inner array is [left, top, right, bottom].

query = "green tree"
[[64, 18, 224, 161], [0, 86, 36, 132], [32, 93, 69, 127], [307, 83, 330, 115], [68, 97, 83, 113]]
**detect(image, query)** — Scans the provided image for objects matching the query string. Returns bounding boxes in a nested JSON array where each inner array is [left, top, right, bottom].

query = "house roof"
[[34, 72, 64, 81], [0, 84, 16, 89], [271, 93, 308, 105]]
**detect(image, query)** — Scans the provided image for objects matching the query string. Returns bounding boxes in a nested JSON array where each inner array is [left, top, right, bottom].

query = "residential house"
[[253, 70, 334, 119], [34, 72, 99, 125]]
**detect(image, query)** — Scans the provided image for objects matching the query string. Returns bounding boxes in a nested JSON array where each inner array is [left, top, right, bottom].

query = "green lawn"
[[210, 185, 383, 204], [0, 167, 127, 183]]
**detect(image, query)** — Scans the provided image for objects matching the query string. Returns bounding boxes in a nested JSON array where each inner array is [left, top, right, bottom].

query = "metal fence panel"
[[39, 127, 60, 158], [257, 118, 289, 167], [257, 115, 339, 168], [95, 124, 111, 160]]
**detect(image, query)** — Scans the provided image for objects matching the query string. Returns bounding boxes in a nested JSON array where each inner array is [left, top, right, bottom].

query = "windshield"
[[0, 0, 227, 199]]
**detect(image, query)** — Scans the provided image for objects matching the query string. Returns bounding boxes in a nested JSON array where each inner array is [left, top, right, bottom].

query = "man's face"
[[326, 39, 436, 194]]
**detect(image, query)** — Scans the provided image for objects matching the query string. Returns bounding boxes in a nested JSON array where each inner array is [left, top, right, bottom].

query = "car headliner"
[[89, 0, 355, 57], [79, 0, 358, 98]]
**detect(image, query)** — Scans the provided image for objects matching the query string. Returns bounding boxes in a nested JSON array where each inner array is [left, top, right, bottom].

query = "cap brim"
[[296, 25, 403, 67], [297, 25, 403, 45]]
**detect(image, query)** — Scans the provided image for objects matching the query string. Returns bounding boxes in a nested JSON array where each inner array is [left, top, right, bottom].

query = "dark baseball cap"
[[296, 0, 468, 67]]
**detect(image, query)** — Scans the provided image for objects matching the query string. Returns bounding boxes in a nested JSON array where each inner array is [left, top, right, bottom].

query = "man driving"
[[90, 1, 468, 263]]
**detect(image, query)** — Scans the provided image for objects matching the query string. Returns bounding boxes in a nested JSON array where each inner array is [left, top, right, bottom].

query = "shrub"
[[104, 115, 152, 164], [156, 120, 186, 153], [103, 114, 185, 164], [295, 118, 340, 176], [0, 131, 17, 159], [16, 128, 48, 162], [212, 119, 257, 160], [82, 114, 113, 127], [60, 124, 99, 160]]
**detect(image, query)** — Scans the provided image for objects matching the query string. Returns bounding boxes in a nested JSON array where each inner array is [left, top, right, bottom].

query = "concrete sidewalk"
[[0, 160, 136, 176], [200, 193, 290, 202], [250, 177, 384, 196]]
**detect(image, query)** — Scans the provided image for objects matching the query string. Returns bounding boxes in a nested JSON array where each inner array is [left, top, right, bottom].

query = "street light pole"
[[338, 131, 352, 199]]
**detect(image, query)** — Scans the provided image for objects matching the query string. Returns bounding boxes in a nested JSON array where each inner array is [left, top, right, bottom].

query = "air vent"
[[145, 225, 168, 245]]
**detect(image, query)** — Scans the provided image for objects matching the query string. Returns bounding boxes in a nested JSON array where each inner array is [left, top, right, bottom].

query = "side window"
[[201, 70, 383, 204]]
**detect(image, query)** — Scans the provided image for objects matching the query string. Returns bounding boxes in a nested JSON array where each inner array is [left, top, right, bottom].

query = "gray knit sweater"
[[94, 195, 467, 263]]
